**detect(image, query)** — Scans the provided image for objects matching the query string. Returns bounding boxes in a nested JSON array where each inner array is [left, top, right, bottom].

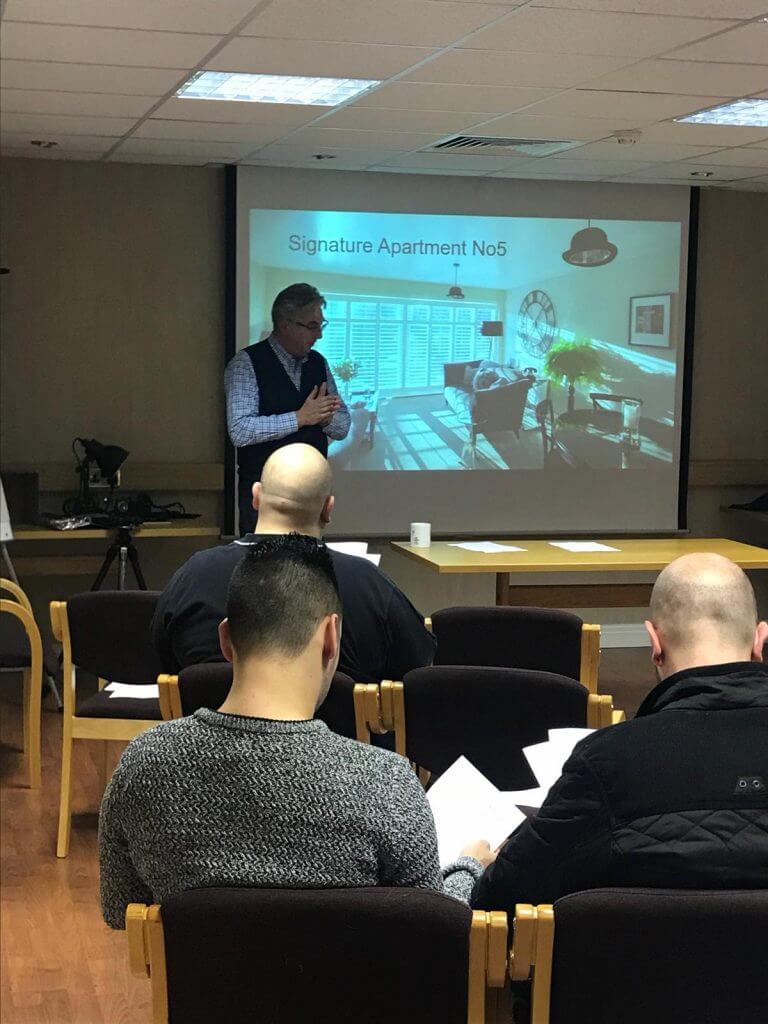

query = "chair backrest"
[[432, 606, 584, 680], [477, 375, 533, 433], [546, 888, 768, 1024], [142, 887, 480, 1024], [171, 663, 358, 739], [401, 666, 587, 789], [63, 590, 163, 683]]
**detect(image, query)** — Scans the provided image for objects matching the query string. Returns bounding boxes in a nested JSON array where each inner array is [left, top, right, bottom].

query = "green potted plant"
[[332, 358, 361, 399], [544, 339, 604, 414]]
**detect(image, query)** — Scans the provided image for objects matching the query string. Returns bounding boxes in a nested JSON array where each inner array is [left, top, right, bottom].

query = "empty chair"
[[50, 590, 164, 858], [508, 888, 768, 1024], [158, 663, 358, 740], [127, 887, 494, 1024], [430, 607, 600, 692], [357, 666, 620, 790], [1, 578, 42, 787]]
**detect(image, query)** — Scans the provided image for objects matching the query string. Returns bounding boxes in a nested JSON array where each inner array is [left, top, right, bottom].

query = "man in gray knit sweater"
[[99, 535, 491, 929]]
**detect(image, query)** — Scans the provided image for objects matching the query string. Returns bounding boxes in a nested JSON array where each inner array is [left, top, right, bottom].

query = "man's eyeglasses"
[[294, 319, 328, 332]]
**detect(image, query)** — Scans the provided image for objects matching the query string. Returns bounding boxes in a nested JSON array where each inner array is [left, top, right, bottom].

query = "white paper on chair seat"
[[448, 541, 526, 554], [326, 542, 369, 555], [523, 728, 594, 793], [427, 757, 526, 865], [548, 541, 619, 553], [105, 682, 159, 700]]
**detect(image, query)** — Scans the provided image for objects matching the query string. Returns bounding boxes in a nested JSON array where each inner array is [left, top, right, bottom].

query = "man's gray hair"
[[271, 283, 326, 329]]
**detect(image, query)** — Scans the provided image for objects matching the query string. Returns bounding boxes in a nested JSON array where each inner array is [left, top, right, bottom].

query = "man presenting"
[[225, 283, 350, 534]]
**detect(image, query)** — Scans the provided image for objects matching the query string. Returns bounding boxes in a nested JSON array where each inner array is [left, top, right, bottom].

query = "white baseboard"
[[600, 624, 650, 649]]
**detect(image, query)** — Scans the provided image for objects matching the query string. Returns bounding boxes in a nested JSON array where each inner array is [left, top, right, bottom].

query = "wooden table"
[[5, 522, 221, 581], [391, 537, 768, 608]]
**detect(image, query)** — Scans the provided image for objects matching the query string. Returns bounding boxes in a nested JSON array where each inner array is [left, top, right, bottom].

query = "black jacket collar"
[[636, 661, 768, 718]]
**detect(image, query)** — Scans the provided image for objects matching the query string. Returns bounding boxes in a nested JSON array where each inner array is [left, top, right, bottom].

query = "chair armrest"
[[487, 911, 509, 988], [126, 904, 151, 978], [49, 600, 65, 642], [587, 693, 623, 728], [579, 623, 601, 693], [0, 577, 33, 613], [353, 683, 387, 742], [509, 905, 537, 981], [157, 675, 182, 721]]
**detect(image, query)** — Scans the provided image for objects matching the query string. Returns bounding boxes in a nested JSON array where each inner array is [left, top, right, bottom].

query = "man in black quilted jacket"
[[472, 552, 768, 913]]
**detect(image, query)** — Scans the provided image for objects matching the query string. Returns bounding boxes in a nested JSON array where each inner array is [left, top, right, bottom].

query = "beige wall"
[[1, 159, 765, 627]]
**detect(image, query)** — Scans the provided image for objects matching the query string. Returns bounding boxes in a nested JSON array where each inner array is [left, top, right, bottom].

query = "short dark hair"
[[271, 283, 326, 329], [226, 534, 342, 660]]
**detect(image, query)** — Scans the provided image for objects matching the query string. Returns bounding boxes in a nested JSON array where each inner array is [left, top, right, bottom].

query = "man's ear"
[[321, 613, 340, 667], [752, 620, 768, 662], [251, 482, 262, 512], [644, 619, 664, 666], [321, 494, 335, 526], [219, 618, 234, 664]]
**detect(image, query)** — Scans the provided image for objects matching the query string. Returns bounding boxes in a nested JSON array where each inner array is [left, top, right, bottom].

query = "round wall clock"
[[518, 289, 557, 356]]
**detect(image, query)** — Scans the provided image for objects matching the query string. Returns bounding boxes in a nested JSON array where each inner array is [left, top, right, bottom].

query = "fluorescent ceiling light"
[[177, 70, 380, 106], [676, 97, 768, 128]]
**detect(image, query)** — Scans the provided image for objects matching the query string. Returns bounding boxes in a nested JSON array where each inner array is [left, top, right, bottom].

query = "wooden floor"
[[0, 650, 657, 1024]]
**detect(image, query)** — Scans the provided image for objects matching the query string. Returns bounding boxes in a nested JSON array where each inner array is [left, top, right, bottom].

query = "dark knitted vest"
[[236, 340, 328, 485]]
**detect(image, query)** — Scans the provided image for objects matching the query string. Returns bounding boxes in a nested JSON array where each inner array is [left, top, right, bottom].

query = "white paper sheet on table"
[[548, 541, 619, 552], [105, 682, 159, 700], [522, 728, 594, 793], [427, 757, 527, 865], [327, 542, 369, 555], [447, 542, 526, 554]]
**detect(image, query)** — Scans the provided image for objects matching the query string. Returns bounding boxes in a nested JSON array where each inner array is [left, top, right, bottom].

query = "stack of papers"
[[549, 541, 619, 553], [105, 682, 159, 700], [427, 728, 593, 864], [447, 541, 526, 554]]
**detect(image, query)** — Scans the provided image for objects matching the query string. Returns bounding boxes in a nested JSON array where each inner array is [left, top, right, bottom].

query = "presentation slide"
[[236, 168, 690, 535]]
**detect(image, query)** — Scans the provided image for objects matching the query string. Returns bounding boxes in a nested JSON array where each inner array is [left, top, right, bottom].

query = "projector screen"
[[235, 167, 691, 537]]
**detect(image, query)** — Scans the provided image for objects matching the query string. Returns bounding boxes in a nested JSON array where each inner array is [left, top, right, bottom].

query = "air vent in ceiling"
[[430, 136, 579, 158]]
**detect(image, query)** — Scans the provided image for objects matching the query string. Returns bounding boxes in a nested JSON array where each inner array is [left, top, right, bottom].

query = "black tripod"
[[91, 526, 147, 591]]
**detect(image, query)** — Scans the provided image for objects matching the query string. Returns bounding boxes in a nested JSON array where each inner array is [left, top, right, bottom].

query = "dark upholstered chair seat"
[[160, 887, 473, 1024], [76, 689, 162, 720], [547, 888, 768, 1024]]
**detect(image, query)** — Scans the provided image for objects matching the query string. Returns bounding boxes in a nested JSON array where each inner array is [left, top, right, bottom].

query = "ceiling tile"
[[530, 0, 768, 16], [670, 22, 768, 64], [405, 48, 634, 87], [2, 0, 258, 34], [150, 97, 321, 126], [371, 164, 490, 175], [462, 8, 738, 58], [520, 156, 654, 174], [241, 0, 510, 47], [621, 160, 767, 180], [692, 146, 768, 167], [639, 120, 768, 145], [584, 58, 768, 97], [242, 143, 405, 165], [475, 111, 635, 140], [0, 60, 185, 96], [281, 127, 440, 150], [0, 88, 156, 118], [316, 106, 492, 133], [0, 22, 218, 67], [132, 119, 288, 145], [208, 37, 437, 79], [522, 89, 727, 121], [0, 146, 103, 161], [113, 137, 256, 158], [108, 152, 215, 165], [0, 111, 136, 135], [352, 82, 558, 113], [555, 139, 723, 162], [0, 131, 115, 152]]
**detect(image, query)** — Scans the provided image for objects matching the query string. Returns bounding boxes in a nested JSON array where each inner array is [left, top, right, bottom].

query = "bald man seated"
[[151, 443, 435, 682], [472, 553, 768, 915]]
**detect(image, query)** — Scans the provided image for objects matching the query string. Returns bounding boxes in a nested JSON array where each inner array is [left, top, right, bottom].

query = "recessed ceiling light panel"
[[676, 97, 768, 128], [177, 70, 380, 106]]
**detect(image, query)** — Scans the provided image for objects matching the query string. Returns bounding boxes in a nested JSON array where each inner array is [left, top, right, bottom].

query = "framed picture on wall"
[[628, 293, 672, 348]]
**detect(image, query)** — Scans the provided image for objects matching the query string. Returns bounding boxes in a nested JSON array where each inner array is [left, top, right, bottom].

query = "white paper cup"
[[410, 522, 431, 547]]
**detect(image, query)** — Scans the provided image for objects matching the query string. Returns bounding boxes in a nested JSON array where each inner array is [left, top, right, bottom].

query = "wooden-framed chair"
[[427, 607, 601, 693], [1, 577, 42, 787], [507, 888, 768, 1024], [354, 668, 623, 790], [127, 887, 499, 1024], [158, 664, 359, 740], [50, 591, 164, 858]]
